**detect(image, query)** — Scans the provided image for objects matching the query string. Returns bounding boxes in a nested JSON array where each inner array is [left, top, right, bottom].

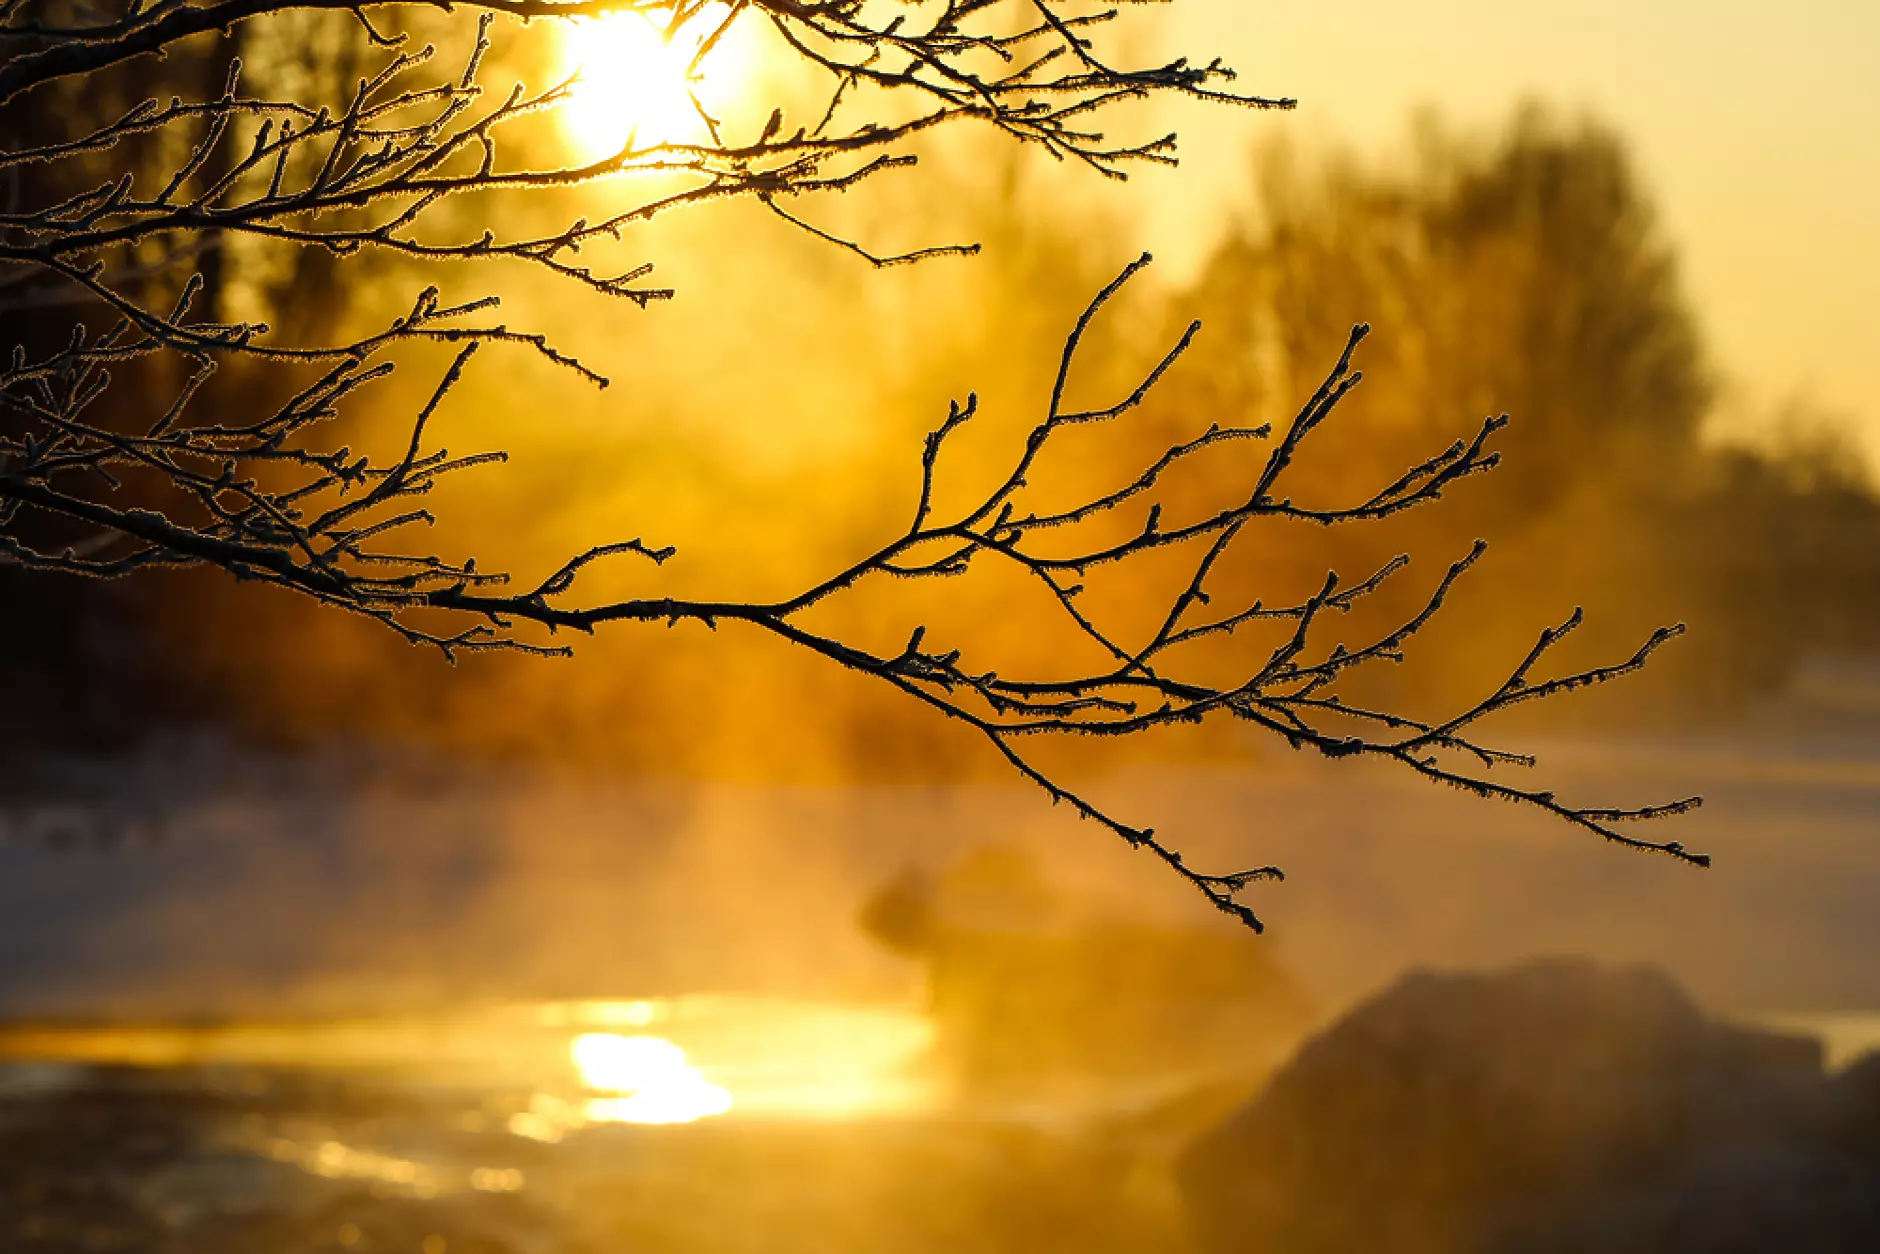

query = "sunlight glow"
[[534, 998, 661, 1028], [556, 5, 751, 159], [0, 996, 935, 1128], [571, 1032, 733, 1125]]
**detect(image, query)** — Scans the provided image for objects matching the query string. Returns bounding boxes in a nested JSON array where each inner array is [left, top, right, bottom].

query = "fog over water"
[[7, 702, 1880, 1027], [6, 3, 1879, 1249]]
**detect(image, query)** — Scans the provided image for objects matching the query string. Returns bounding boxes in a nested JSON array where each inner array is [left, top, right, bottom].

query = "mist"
[[5, 10, 1880, 1246]]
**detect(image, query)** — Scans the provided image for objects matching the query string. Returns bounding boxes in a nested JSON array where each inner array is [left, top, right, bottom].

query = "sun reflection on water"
[[0, 994, 936, 1130], [572, 1032, 733, 1125]]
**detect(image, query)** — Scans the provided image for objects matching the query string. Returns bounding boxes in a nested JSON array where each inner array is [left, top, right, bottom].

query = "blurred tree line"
[[0, 13, 252, 751], [7, 90, 1876, 765], [1140, 106, 1880, 718], [0, 11, 555, 756]]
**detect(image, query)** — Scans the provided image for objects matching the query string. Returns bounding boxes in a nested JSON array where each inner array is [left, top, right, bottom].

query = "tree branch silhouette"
[[0, 0, 1701, 928]]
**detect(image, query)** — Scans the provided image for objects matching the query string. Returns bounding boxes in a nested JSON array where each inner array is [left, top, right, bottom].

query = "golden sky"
[[1114, 0, 1880, 460]]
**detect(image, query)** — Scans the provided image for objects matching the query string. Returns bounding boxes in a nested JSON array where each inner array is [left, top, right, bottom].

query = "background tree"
[[0, 3, 1704, 928], [1150, 106, 1880, 714]]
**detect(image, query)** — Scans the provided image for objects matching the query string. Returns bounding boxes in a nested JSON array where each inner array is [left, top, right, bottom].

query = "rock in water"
[[1178, 957, 1880, 1254]]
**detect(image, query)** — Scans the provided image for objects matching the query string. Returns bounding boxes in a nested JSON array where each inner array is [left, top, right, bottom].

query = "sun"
[[556, 6, 749, 159]]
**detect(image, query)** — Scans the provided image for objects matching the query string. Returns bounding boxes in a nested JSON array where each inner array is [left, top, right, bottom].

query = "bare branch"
[[0, 4, 1698, 930]]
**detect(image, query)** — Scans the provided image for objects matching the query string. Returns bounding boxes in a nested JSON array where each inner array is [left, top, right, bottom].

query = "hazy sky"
[[1114, 1, 1880, 460]]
